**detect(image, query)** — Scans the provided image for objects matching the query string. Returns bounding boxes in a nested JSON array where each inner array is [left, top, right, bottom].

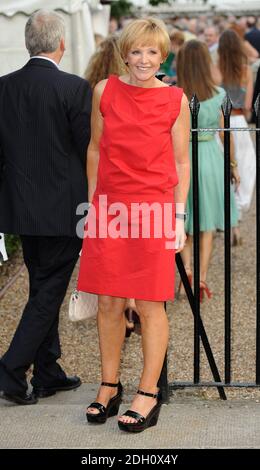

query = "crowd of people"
[[0, 9, 259, 434]]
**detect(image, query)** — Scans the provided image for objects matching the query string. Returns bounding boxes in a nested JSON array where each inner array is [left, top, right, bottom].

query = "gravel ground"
[[0, 196, 259, 401], [0, 248, 24, 291]]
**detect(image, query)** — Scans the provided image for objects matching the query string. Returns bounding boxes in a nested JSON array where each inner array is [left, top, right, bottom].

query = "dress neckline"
[[116, 75, 170, 90]]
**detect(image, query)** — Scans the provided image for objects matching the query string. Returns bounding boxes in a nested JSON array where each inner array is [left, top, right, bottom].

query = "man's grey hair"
[[25, 9, 65, 56]]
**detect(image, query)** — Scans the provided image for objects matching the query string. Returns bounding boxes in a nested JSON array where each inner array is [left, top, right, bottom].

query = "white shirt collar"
[[209, 43, 218, 53], [30, 56, 59, 69]]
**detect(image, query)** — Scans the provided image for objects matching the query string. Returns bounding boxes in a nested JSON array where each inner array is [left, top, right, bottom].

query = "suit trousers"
[[0, 235, 82, 394]]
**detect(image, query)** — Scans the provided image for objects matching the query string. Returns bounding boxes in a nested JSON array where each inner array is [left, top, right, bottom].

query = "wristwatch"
[[176, 212, 187, 221]]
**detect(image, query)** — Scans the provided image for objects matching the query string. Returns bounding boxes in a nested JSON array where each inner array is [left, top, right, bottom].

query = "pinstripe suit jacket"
[[0, 58, 92, 236]]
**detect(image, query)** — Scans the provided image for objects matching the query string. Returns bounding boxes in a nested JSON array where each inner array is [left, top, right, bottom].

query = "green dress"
[[185, 87, 238, 234], [160, 52, 175, 77]]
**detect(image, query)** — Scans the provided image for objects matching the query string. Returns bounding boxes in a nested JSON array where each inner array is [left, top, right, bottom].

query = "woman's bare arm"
[[86, 79, 107, 202], [171, 93, 190, 251], [244, 65, 254, 113], [172, 93, 190, 209]]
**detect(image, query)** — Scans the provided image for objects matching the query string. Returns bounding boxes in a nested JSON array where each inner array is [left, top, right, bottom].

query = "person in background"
[[84, 35, 127, 90], [109, 17, 120, 35], [177, 40, 239, 300], [0, 10, 92, 405], [161, 30, 185, 85], [229, 23, 259, 65], [204, 26, 219, 65], [245, 16, 260, 56], [174, 18, 196, 42], [217, 29, 256, 245], [78, 17, 190, 432]]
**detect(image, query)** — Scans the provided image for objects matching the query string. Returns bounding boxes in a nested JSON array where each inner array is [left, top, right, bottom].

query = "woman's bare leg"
[[180, 234, 193, 273], [180, 231, 213, 283], [178, 234, 193, 294], [200, 231, 213, 282], [87, 295, 126, 414], [118, 300, 169, 423]]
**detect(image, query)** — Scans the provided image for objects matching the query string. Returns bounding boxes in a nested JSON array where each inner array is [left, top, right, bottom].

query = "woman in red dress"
[[78, 17, 190, 432]]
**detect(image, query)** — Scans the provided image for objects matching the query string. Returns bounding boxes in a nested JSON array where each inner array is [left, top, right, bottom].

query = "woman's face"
[[125, 44, 163, 83]]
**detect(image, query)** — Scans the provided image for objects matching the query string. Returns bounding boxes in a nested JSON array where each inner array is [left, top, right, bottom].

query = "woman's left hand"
[[175, 218, 187, 253], [231, 167, 240, 191]]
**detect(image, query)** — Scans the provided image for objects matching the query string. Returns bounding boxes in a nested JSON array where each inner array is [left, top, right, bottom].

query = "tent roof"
[[141, 1, 260, 16], [0, 0, 86, 16], [211, 0, 260, 11]]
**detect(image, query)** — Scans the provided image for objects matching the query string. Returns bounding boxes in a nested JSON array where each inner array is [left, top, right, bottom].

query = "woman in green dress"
[[160, 30, 185, 84], [176, 40, 240, 300]]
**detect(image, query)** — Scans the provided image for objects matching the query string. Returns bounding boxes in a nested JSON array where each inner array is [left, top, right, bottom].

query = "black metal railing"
[[256, 93, 260, 385], [158, 93, 260, 402]]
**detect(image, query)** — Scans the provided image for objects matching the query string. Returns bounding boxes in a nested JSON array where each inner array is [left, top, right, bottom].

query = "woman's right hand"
[[175, 218, 187, 253]]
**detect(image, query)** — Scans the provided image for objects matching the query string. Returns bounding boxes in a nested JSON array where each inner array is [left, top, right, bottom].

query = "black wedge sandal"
[[86, 381, 123, 424], [118, 389, 162, 433]]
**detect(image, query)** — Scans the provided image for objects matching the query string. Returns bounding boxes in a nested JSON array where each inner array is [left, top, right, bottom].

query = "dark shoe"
[[232, 232, 243, 247], [118, 389, 162, 433], [33, 375, 81, 398], [125, 308, 141, 337], [1, 391, 38, 405], [86, 381, 123, 424]]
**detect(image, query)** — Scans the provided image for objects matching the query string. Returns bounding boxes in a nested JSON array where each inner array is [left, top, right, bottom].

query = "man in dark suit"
[[0, 9, 92, 404], [245, 17, 260, 55]]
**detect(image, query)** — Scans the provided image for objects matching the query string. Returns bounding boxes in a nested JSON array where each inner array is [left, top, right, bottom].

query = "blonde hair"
[[169, 30, 185, 46], [118, 17, 170, 62], [84, 35, 127, 89]]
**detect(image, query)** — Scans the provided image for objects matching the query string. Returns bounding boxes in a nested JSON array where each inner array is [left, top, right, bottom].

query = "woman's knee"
[[98, 296, 125, 317], [135, 300, 165, 320]]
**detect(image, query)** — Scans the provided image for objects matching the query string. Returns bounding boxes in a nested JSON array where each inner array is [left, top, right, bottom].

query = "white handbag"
[[0, 233, 8, 266], [68, 289, 98, 322]]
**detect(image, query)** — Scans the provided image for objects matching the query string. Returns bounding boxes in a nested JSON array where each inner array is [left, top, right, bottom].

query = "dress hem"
[[77, 285, 174, 302]]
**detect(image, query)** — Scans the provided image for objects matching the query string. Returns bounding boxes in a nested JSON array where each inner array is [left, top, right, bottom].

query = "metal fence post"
[[157, 301, 169, 403], [168, 94, 260, 395], [255, 94, 260, 384], [221, 94, 232, 384], [189, 94, 201, 383]]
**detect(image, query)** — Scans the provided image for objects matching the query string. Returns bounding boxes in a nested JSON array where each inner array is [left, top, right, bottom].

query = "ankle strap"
[[137, 389, 158, 398], [101, 381, 119, 388]]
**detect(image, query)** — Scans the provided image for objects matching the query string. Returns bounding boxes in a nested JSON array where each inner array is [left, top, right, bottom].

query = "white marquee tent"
[[0, 0, 110, 77]]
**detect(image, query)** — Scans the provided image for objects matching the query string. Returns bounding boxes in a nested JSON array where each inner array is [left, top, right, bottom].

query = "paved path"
[[0, 385, 260, 449]]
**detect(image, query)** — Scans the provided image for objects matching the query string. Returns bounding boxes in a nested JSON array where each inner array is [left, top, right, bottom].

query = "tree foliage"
[[149, 0, 169, 6], [4, 234, 20, 257], [110, 0, 133, 20]]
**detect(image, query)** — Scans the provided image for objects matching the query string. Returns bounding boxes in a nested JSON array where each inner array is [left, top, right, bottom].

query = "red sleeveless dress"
[[78, 75, 183, 301]]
